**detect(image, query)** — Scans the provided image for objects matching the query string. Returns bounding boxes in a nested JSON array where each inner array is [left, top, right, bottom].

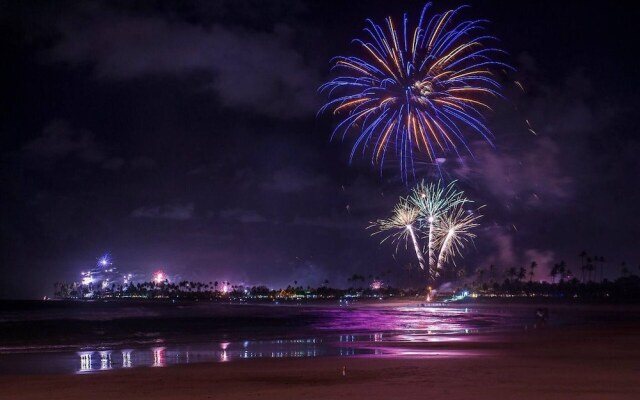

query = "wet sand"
[[1, 323, 638, 400]]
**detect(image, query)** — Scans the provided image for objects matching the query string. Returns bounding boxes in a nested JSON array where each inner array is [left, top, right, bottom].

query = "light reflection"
[[368, 348, 481, 358], [99, 351, 111, 370], [72, 334, 480, 374], [315, 305, 518, 337], [121, 350, 132, 368], [62, 306, 518, 374], [339, 347, 355, 356], [220, 341, 230, 362], [152, 347, 165, 367], [78, 351, 93, 372]]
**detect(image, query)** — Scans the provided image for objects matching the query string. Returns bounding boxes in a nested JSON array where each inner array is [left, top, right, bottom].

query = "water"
[[0, 301, 556, 375], [0, 337, 377, 375]]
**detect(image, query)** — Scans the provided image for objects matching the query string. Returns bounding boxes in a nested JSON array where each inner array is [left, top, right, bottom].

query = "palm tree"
[[621, 262, 629, 278], [579, 250, 587, 281], [565, 268, 573, 281], [586, 257, 594, 282], [488, 264, 495, 283], [478, 269, 485, 284], [558, 260, 567, 282], [550, 264, 559, 283], [518, 267, 527, 282], [529, 261, 537, 283], [507, 267, 517, 282]]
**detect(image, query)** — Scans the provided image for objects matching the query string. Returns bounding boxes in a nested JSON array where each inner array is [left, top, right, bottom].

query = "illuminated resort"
[[53, 251, 640, 304]]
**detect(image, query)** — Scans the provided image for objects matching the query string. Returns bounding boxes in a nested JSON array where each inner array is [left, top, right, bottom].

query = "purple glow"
[[313, 306, 516, 336]]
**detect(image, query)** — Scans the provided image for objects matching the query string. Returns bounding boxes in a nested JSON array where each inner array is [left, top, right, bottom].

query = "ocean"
[[0, 299, 592, 375]]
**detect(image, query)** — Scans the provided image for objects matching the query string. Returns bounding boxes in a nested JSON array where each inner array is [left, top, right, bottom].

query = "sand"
[[1, 323, 638, 400]]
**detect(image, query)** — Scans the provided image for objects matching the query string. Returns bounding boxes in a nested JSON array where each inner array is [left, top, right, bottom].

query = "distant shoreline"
[[4, 295, 640, 308]]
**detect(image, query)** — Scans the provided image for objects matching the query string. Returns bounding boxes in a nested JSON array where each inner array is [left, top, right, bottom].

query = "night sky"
[[1, 0, 638, 299]]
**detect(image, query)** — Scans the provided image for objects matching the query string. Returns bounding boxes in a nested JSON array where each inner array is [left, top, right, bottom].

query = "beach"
[[1, 321, 638, 400]]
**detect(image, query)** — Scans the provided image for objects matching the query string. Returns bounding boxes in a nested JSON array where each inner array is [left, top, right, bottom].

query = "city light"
[[370, 280, 383, 290], [153, 271, 166, 284], [81, 274, 93, 285]]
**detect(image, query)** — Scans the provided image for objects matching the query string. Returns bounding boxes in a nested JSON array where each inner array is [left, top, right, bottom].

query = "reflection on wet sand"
[[63, 305, 523, 373], [74, 333, 483, 373], [79, 352, 92, 372], [220, 342, 229, 362], [99, 351, 111, 370], [122, 350, 132, 368], [151, 347, 165, 367]]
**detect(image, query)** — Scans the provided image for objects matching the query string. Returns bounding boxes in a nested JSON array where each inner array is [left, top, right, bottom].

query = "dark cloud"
[[131, 156, 156, 169], [49, 12, 318, 118], [478, 225, 556, 281], [131, 203, 195, 220], [262, 168, 330, 193], [23, 121, 158, 173], [23, 120, 104, 164], [482, 228, 518, 269], [523, 249, 556, 281], [456, 138, 573, 208], [102, 157, 126, 170], [219, 208, 267, 224], [291, 215, 362, 231]]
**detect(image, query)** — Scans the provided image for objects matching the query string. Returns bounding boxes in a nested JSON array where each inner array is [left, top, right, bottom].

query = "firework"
[[409, 179, 469, 278], [434, 205, 482, 272], [373, 180, 479, 283], [97, 253, 112, 267], [370, 197, 426, 271], [320, 3, 510, 179], [153, 270, 166, 285]]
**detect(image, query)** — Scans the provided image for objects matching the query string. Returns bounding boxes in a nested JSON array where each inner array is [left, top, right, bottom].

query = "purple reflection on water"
[[314, 305, 526, 359], [0, 304, 533, 375], [370, 348, 483, 358], [314, 305, 523, 336]]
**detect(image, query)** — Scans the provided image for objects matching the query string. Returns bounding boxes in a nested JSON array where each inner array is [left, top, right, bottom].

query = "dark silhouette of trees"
[[488, 264, 496, 283], [518, 267, 527, 282], [529, 261, 537, 283], [550, 263, 559, 283], [621, 262, 629, 278], [579, 250, 587, 281]]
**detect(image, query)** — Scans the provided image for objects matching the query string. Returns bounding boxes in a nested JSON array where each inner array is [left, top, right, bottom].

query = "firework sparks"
[[370, 197, 426, 271], [97, 253, 112, 267], [410, 180, 469, 278], [320, 2, 511, 179], [372, 180, 480, 284], [434, 205, 482, 272], [153, 270, 166, 285]]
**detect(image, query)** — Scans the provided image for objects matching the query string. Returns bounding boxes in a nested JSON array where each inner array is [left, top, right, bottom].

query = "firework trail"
[[370, 197, 427, 272], [434, 205, 482, 273], [372, 180, 476, 283], [320, 2, 511, 180], [409, 180, 468, 278]]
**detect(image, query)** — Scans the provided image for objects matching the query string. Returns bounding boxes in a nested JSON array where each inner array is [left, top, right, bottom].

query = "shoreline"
[[0, 324, 638, 399], [2, 300, 640, 351]]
